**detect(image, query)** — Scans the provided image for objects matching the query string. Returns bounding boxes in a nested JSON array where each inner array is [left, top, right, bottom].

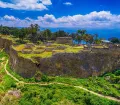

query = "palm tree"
[[77, 29, 86, 36], [76, 35, 82, 44], [76, 29, 87, 44]]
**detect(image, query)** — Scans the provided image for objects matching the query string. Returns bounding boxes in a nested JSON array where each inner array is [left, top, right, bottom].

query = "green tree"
[[109, 37, 120, 43], [28, 24, 40, 43], [76, 29, 87, 44], [43, 29, 52, 40], [19, 28, 27, 41]]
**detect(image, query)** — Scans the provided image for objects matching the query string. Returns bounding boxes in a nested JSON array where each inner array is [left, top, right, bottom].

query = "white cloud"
[[0, 0, 52, 10], [4, 15, 18, 21], [1, 11, 120, 29], [40, 0, 52, 5], [63, 2, 73, 6]]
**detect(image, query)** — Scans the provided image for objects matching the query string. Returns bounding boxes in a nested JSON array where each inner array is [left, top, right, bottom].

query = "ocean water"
[[19, 27, 120, 39], [41, 28, 120, 39]]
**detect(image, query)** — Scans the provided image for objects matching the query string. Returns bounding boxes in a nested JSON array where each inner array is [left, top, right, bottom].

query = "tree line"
[[0, 24, 120, 44]]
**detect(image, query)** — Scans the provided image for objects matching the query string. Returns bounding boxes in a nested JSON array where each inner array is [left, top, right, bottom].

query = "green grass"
[[65, 47, 83, 53], [53, 71, 120, 98], [5, 49, 120, 99], [0, 51, 17, 93], [19, 84, 119, 105], [0, 51, 120, 105], [13, 42, 84, 59], [19, 51, 53, 59], [12, 44, 25, 51], [5, 57, 120, 99]]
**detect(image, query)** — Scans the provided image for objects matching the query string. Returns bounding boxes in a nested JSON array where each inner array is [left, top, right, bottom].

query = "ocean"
[[41, 27, 120, 39]]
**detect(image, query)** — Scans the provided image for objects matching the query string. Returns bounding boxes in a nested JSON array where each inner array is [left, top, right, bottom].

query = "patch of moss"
[[13, 44, 25, 51], [52, 50, 65, 54], [19, 51, 53, 59], [65, 47, 83, 53], [12, 41, 85, 59], [92, 45, 108, 49]]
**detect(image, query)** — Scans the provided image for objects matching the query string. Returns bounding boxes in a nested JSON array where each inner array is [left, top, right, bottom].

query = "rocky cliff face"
[[0, 36, 13, 53], [9, 47, 38, 78], [0, 36, 120, 78], [34, 50, 120, 78]]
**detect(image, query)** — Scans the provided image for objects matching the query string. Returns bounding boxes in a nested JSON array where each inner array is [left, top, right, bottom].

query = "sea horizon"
[[40, 27, 120, 39]]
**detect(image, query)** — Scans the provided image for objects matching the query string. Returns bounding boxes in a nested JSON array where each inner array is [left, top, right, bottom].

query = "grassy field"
[[0, 51, 120, 105]]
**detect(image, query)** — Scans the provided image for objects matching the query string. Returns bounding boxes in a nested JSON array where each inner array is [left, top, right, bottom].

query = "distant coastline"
[[11, 26, 120, 39]]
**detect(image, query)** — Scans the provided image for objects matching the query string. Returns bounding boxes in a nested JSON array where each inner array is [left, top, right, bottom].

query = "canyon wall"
[[0, 36, 120, 78]]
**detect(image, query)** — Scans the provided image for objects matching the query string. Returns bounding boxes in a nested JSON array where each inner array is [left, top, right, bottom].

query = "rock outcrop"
[[0, 36, 120, 78]]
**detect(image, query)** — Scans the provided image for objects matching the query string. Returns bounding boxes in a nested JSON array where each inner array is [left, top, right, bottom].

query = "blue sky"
[[0, 0, 120, 38]]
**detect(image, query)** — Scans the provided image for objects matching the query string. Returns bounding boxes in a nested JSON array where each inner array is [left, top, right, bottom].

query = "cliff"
[[34, 50, 120, 78], [0, 36, 13, 53], [0, 36, 120, 78]]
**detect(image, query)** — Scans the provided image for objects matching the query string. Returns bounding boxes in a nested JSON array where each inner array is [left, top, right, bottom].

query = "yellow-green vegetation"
[[13, 43, 84, 59], [12, 44, 25, 51], [0, 35, 15, 41], [53, 70, 120, 99], [0, 35, 108, 59], [0, 51, 120, 105], [19, 52, 53, 59], [65, 46, 84, 53], [92, 45, 108, 49], [0, 51, 17, 103], [0, 35, 31, 45]]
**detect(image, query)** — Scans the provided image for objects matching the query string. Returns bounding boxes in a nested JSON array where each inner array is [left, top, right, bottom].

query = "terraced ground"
[[0, 50, 120, 105], [13, 43, 84, 59]]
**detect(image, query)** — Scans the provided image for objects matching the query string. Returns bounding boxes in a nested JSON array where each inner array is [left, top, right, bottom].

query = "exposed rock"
[[7, 90, 21, 98], [0, 36, 120, 78], [56, 37, 72, 44], [56, 46, 66, 50], [45, 47, 54, 52], [25, 43, 35, 49], [33, 49, 45, 54], [22, 49, 32, 54]]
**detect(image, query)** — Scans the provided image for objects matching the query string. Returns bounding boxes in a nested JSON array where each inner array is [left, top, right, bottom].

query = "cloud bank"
[[0, 0, 52, 10], [63, 2, 73, 6], [1, 11, 120, 29]]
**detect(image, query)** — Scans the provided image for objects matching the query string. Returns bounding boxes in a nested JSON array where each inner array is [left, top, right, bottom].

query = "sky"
[[0, 0, 120, 38]]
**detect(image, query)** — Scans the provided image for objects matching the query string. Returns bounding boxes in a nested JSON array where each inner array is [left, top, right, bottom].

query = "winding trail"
[[4, 60, 120, 103]]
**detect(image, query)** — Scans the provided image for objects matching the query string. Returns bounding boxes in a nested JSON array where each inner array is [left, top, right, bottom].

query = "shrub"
[[34, 71, 42, 82], [114, 70, 120, 76], [41, 75, 49, 82]]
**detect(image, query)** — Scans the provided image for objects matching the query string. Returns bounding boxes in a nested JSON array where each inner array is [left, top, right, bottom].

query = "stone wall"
[[0, 36, 120, 78], [0, 36, 13, 53], [34, 50, 120, 78], [9, 47, 38, 78], [56, 37, 72, 44]]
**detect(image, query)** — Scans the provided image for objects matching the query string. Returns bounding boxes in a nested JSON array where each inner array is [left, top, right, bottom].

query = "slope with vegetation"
[[0, 50, 120, 105], [0, 25, 120, 105]]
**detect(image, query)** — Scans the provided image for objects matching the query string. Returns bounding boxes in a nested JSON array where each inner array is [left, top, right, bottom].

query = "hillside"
[[0, 35, 120, 79], [0, 51, 120, 105]]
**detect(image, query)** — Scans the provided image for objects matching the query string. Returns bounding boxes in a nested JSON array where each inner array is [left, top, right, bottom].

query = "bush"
[[34, 71, 42, 82], [114, 70, 120, 76], [41, 75, 49, 82]]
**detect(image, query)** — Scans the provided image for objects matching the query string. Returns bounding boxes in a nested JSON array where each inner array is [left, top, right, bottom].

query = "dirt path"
[[0, 48, 4, 52], [4, 60, 19, 82], [4, 60, 120, 103]]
